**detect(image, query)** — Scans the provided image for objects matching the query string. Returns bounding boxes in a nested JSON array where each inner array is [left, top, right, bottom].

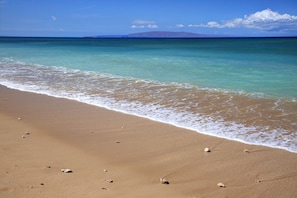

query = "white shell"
[[243, 149, 250, 153], [160, 178, 169, 184], [217, 182, 225, 188], [204, 147, 211, 152], [61, 169, 73, 173]]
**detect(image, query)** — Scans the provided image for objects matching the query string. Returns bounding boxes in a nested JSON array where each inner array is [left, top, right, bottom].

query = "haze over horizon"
[[0, 0, 297, 37]]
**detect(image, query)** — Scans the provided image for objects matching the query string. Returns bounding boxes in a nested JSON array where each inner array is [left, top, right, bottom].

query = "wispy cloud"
[[175, 24, 184, 28], [131, 20, 158, 29], [189, 9, 297, 32], [51, 16, 57, 21]]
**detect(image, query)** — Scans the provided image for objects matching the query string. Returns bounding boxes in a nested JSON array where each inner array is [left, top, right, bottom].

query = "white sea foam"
[[0, 58, 296, 153]]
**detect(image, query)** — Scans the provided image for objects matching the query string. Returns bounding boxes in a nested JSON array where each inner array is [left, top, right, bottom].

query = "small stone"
[[101, 187, 107, 190], [243, 149, 250, 153], [107, 179, 113, 183], [204, 147, 211, 152], [116, 140, 120, 143], [40, 183, 44, 186], [47, 166, 51, 169], [256, 179, 262, 183], [17, 117, 22, 120], [22, 132, 30, 139], [160, 178, 169, 184], [61, 169, 73, 173], [103, 169, 108, 172], [217, 182, 225, 188]]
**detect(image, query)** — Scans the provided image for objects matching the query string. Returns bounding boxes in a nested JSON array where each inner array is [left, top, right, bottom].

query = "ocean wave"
[[1, 59, 296, 153]]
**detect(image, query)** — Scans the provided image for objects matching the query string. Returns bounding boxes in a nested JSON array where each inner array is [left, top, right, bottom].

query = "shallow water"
[[0, 37, 296, 152]]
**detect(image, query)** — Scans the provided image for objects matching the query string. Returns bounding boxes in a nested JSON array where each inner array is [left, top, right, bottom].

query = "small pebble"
[[243, 149, 250, 153], [107, 179, 114, 183], [17, 117, 22, 120], [40, 183, 44, 186], [217, 182, 225, 188], [204, 147, 211, 152], [103, 169, 108, 172], [160, 178, 169, 184], [61, 169, 73, 173], [256, 179, 262, 183], [22, 132, 30, 139], [116, 140, 120, 143]]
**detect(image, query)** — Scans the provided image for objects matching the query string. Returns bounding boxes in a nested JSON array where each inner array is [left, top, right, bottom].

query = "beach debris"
[[47, 166, 51, 169], [256, 179, 262, 183], [204, 147, 211, 152], [103, 169, 108, 172], [116, 140, 120, 143], [243, 149, 250, 153], [107, 179, 114, 183], [101, 187, 107, 190], [22, 132, 30, 138], [40, 183, 44, 186], [17, 117, 22, 120], [61, 169, 73, 173], [217, 182, 225, 188], [160, 178, 170, 184]]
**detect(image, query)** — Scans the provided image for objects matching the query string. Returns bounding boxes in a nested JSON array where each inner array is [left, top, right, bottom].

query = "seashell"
[[17, 117, 22, 120], [103, 169, 108, 172], [217, 182, 225, 188], [61, 169, 73, 173], [160, 178, 169, 184], [107, 179, 113, 183], [204, 147, 211, 152], [243, 149, 249, 153], [22, 132, 30, 138]]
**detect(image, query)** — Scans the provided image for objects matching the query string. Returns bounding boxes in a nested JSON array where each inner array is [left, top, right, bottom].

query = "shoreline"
[[2, 82, 295, 154], [1, 84, 297, 197]]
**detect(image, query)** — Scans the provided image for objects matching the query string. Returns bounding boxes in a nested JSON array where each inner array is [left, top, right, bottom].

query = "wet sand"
[[1, 85, 296, 198]]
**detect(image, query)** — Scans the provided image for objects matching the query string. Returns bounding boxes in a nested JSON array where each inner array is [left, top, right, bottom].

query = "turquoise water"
[[0, 37, 296, 152]]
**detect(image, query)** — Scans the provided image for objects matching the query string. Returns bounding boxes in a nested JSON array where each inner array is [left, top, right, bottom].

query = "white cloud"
[[132, 20, 155, 25], [175, 24, 184, 28], [131, 25, 145, 29], [131, 19, 158, 29], [189, 9, 297, 32], [147, 24, 158, 28], [51, 16, 57, 21]]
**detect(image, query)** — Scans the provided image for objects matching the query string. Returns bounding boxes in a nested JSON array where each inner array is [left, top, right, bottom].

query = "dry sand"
[[1, 85, 297, 198]]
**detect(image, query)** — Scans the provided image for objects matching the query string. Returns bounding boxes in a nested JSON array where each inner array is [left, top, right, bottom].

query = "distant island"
[[86, 31, 228, 38]]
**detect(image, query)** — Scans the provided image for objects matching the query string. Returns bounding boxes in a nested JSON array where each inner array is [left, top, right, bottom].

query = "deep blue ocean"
[[0, 37, 296, 152]]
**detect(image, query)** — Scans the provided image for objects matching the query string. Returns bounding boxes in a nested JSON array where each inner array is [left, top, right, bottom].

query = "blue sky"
[[0, 0, 297, 37]]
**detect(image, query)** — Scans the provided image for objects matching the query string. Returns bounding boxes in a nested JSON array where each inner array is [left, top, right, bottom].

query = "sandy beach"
[[1, 84, 296, 198]]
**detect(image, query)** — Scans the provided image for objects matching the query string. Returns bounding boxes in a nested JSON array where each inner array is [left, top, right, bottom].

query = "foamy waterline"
[[1, 61, 296, 153]]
